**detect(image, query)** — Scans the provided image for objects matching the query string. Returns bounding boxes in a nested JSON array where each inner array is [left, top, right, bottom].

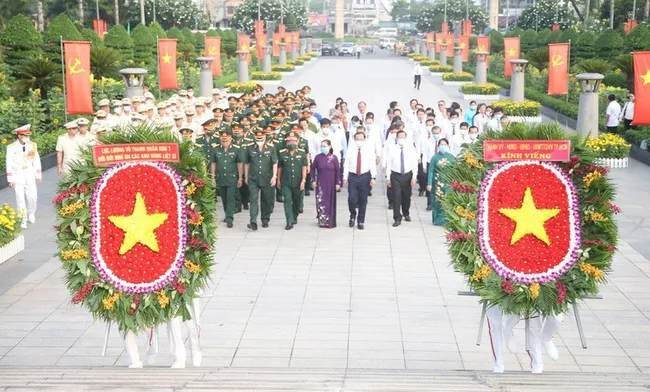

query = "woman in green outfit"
[[426, 138, 455, 225]]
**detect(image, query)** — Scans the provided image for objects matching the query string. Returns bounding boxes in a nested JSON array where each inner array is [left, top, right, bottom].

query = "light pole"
[[96, 0, 100, 20], [444, 0, 447, 23], [506, 0, 510, 31]]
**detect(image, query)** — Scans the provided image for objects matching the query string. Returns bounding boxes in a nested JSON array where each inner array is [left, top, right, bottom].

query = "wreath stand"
[[101, 302, 202, 357], [458, 290, 602, 351]]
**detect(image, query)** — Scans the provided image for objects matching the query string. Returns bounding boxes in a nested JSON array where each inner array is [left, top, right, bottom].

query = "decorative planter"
[[509, 116, 542, 123], [443, 81, 472, 86], [462, 94, 500, 100], [594, 157, 629, 169], [0, 235, 25, 265], [251, 80, 281, 85]]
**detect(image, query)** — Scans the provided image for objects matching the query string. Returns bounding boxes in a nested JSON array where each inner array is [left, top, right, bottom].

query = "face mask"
[[287, 144, 298, 151], [220, 137, 232, 144], [450, 119, 459, 125], [255, 137, 265, 143], [123, 106, 131, 113], [322, 127, 330, 134], [460, 128, 469, 136], [432, 134, 440, 140], [273, 129, 280, 135], [321, 147, 329, 154], [397, 138, 405, 146], [389, 133, 397, 140], [470, 106, 477, 111], [310, 107, 316, 112], [495, 114, 503, 120], [439, 145, 450, 154], [233, 133, 243, 139], [114, 107, 122, 114], [21, 137, 30, 144], [331, 124, 339, 130], [356, 140, 365, 148], [469, 134, 478, 141]]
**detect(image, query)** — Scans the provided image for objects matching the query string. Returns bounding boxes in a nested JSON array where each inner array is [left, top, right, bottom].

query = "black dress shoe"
[[357, 223, 364, 230], [262, 222, 269, 228], [388, 203, 393, 210], [285, 223, 293, 230], [235, 206, 242, 213], [247, 223, 258, 231], [368, 191, 372, 196], [418, 190, 425, 197], [298, 208, 303, 214], [404, 216, 412, 222], [243, 204, 249, 210], [292, 219, 297, 225], [227, 222, 234, 228], [349, 218, 355, 227], [304, 190, 310, 196], [392, 220, 401, 227], [426, 205, 432, 211]]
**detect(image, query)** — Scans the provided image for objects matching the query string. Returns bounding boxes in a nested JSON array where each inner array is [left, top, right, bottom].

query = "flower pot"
[[0, 235, 25, 265], [509, 116, 542, 123], [594, 157, 629, 169], [251, 80, 282, 85], [462, 94, 500, 100], [443, 80, 472, 86]]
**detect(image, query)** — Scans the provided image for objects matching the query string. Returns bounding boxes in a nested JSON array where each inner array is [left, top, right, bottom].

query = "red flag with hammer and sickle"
[[548, 43, 569, 95], [64, 41, 93, 114], [205, 36, 222, 77]]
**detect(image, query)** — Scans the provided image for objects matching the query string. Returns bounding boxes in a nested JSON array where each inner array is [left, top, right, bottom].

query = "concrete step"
[[1, 367, 650, 391]]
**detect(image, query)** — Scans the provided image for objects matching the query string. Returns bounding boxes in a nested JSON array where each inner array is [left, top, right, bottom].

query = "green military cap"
[[231, 123, 244, 131], [179, 127, 193, 134], [253, 128, 265, 136], [290, 123, 302, 131], [219, 129, 233, 137], [202, 118, 219, 131], [277, 86, 286, 92], [213, 107, 224, 114], [224, 108, 234, 114]]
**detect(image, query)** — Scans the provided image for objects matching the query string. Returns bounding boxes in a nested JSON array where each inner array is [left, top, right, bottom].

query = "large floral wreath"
[[54, 127, 216, 333], [441, 123, 619, 316]]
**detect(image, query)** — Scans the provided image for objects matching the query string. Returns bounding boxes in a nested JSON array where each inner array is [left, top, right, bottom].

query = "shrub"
[[603, 70, 627, 89], [595, 30, 623, 60], [0, 15, 43, 70], [429, 65, 453, 73], [81, 28, 103, 48], [578, 59, 610, 74], [624, 25, 650, 51], [521, 29, 538, 52], [535, 28, 552, 46], [131, 24, 155, 65], [624, 128, 650, 148], [287, 59, 304, 66], [91, 47, 122, 80], [272, 64, 296, 72], [250, 71, 281, 80], [43, 14, 83, 62], [167, 27, 185, 43], [489, 30, 504, 53], [149, 22, 166, 39], [224, 81, 258, 93], [442, 72, 473, 81], [575, 31, 597, 60], [461, 83, 500, 95], [104, 25, 134, 61], [546, 29, 562, 44], [586, 133, 631, 158], [491, 99, 542, 117], [194, 32, 205, 50], [181, 27, 196, 45], [419, 60, 439, 66], [12, 57, 63, 100], [297, 55, 311, 62]]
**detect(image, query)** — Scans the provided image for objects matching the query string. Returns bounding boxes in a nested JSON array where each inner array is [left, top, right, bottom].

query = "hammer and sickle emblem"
[[208, 46, 218, 55], [478, 45, 486, 51], [551, 54, 565, 67], [68, 58, 86, 74]]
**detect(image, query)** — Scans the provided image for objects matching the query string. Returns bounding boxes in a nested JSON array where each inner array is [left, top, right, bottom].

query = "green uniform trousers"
[[249, 180, 274, 224], [218, 185, 237, 224], [281, 185, 303, 224]]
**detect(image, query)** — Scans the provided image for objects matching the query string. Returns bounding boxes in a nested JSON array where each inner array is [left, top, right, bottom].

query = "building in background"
[[327, 0, 380, 35]]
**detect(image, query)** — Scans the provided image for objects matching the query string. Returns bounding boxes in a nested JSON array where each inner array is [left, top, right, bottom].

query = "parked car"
[[321, 42, 337, 56], [379, 38, 397, 49], [339, 42, 355, 56]]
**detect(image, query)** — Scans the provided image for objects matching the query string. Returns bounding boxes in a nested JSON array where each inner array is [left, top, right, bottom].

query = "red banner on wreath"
[[483, 140, 571, 162], [93, 143, 181, 166]]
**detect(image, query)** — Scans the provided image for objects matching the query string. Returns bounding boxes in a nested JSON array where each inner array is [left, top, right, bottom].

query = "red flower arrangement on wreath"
[[53, 184, 91, 205]]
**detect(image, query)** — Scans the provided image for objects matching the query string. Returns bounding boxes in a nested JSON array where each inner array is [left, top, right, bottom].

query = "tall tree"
[[79, 0, 84, 23], [37, 1, 44, 32], [114, 0, 119, 24]]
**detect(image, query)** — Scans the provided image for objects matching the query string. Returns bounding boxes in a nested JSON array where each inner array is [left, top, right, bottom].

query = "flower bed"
[[55, 127, 216, 334], [442, 72, 474, 82], [461, 83, 501, 96], [287, 59, 305, 66], [224, 82, 259, 93], [272, 64, 296, 72], [429, 65, 454, 73], [441, 123, 618, 316], [586, 133, 631, 159], [419, 60, 439, 67], [492, 99, 542, 117], [0, 204, 24, 264], [250, 72, 281, 81], [297, 55, 312, 62]]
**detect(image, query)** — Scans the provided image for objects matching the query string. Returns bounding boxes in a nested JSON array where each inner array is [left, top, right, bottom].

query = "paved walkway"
[[1, 56, 650, 377]]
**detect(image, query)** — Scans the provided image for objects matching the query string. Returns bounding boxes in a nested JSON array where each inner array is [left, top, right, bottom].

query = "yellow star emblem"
[[108, 192, 168, 255], [162, 53, 172, 64], [508, 48, 517, 57], [241, 45, 249, 51], [498, 187, 560, 246], [641, 70, 650, 86], [460, 43, 466, 48]]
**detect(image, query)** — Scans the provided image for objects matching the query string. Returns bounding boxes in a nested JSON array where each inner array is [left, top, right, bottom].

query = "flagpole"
[[156, 38, 161, 101], [60, 36, 68, 123], [566, 39, 571, 102]]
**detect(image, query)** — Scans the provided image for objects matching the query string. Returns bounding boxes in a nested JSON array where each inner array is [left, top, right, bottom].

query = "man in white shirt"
[[343, 131, 377, 230], [386, 130, 418, 227], [620, 93, 635, 131], [312, 118, 342, 163], [605, 94, 622, 133], [451, 121, 471, 156], [473, 103, 490, 134], [56, 121, 82, 175], [355, 101, 370, 124], [413, 63, 422, 90], [486, 107, 505, 132], [405, 99, 419, 125]]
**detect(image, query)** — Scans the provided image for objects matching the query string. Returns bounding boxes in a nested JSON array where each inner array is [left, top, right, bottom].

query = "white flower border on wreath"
[[89, 161, 188, 294], [477, 160, 582, 283]]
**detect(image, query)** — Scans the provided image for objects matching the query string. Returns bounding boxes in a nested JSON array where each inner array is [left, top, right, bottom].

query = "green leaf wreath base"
[[55, 125, 217, 334], [441, 123, 619, 317]]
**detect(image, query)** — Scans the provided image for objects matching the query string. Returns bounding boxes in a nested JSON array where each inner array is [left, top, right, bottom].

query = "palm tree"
[[577, 59, 611, 74], [91, 47, 122, 79], [613, 54, 634, 93], [12, 57, 63, 100], [525, 48, 549, 70]]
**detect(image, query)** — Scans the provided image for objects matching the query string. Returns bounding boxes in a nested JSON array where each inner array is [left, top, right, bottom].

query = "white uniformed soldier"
[[90, 110, 110, 134], [5, 124, 42, 228], [56, 121, 82, 175]]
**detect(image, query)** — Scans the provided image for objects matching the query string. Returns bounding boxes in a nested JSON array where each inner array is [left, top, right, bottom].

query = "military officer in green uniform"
[[277, 132, 308, 230], [211, 130, 243, 228], [195, 119, 219, 161], [244, 128, 278, 230], [231, 123, 250, 211]]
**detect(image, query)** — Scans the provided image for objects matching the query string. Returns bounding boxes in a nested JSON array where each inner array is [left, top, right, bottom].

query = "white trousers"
[[14, 179, 37, 217], [486, 306, 560, 373]]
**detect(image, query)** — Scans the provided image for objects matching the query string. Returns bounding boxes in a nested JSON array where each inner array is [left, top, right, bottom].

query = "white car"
[[339, 43, 355, 56]]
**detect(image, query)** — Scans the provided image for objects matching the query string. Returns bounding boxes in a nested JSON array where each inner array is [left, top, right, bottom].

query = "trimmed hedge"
[[131, 24, 155, 65], [0, 15, 43, 69], [104, 25, 134, 61], [272, 64, 296, 72], [442, 72, 473, 81], [251, 71, 281, 80], [461, 83, 500, 95]]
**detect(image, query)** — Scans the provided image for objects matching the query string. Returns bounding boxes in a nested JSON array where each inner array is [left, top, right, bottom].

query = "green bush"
[[625, 128, 650, 148], [81, 28, 103, 48], [0, 15, 43, 70], [546, 29, 562, 44], [603, 70, 627, 89], [194, 32, 205, 50], [595, 30, 624, 60], [287, 59, 304, 66], [131, 24, 155, 65], [181, 27, 196, 45], [578, 59, 610, 74], [429, 65, 454, 73], [104, 25, 134, 61], [442, 72, 473, 81], [461, 83, 500, 95], [521, 29, 538, 52], [624, 24, 650, 51], [535, 28, 552, 46], [488, 30, 504, 53], [149, 22, 166, 39], [167, 27, 185, 43], [43, 14, 83, 62], [91, 47, 122, 80], [419, 60, 439, 66], [575, 31, 597, 60]]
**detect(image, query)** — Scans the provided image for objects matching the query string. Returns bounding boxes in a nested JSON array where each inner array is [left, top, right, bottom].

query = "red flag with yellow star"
[[445, 33, 454, 57], [503, 37, 520, 77], [158, 39, 177, 90], [238, 34, 251, 65], [64, 41, 93, 114], [255, 34, 266, 61], [435, 32, 442, 53], [459, 35, 470, 62], [548, 43, 569, 95], [633, 51, 650, 125], [205, 36, 222, 77], [272, 33, 281, 57], [477, 35, 490, 66]]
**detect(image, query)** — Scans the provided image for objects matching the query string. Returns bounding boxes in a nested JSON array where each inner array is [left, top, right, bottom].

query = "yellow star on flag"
[[108, 192, 168, 255], [498, 187, 560, 246], [508, 48, 517, 57], [641, 70, 650, 86], [162, 53, 172, 64], [460, 43, 466, 48], [241, 45, 249, 51]]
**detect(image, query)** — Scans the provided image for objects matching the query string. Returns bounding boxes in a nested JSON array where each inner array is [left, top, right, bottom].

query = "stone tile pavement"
[[0, 56, 649, 375]]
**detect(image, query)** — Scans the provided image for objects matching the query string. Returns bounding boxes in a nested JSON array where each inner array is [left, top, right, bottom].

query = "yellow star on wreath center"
[[108, 192, 168, 255], [641, 70, 650, 86], [162, 53, 172, 64], [498, 187, 560, 246], [508, 48, 517, 57]]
